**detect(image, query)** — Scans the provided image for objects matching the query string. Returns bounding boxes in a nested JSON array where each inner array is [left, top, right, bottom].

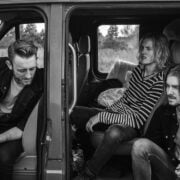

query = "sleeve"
[[16, 92, 42, 131], [98, 80, 164, 129]]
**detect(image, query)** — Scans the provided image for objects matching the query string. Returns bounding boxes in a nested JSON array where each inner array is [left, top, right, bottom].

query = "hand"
[[86, 114, 100, 132], [175, 164, 180, 178]]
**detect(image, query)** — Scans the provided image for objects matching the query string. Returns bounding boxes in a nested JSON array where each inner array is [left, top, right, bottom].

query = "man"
[[71, 33, 170, 180], [0, 40, 43, 180], [132, 65, 180, 180]]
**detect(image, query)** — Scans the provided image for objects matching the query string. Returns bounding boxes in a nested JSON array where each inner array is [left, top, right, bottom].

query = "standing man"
[[72, 33, 170, 180], [0, 40, 43, 180], [132, 65, 180, 180]]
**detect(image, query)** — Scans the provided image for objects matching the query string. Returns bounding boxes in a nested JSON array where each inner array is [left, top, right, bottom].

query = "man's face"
[[166, 75, 180, 106], [139, 38, 156, 65], [7, 54, 37, 87]]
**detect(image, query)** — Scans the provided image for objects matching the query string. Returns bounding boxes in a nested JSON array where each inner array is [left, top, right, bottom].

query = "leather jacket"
[[145, 104, 179, 166], [0, 57, 43, 132]]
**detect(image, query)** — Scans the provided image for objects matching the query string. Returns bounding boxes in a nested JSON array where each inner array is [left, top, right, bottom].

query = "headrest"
[[171, 41, 180, 64], [78, 35, 91, 54], [163, 19, 180, 42], [107, 61, 136, 84]]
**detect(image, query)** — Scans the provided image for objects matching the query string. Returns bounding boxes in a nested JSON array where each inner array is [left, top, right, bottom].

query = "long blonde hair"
[[139, 33, 170, 70]]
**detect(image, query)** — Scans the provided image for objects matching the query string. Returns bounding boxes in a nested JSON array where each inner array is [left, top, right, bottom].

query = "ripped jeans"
[[132, 138, 178, 180]]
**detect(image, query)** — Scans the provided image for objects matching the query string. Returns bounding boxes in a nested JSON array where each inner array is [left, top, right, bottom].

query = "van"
[[0, 0, 179, 180]]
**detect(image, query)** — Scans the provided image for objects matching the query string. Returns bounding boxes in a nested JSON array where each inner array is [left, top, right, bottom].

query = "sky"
[[36, 23, 45, 32]]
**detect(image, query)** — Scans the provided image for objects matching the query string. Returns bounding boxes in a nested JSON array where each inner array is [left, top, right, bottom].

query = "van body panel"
[[47, 4, 64, 160], [0, 0, 179, 5]]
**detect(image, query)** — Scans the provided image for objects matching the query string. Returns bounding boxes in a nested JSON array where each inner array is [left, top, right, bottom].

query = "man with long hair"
[[132, 65, 180, 180]]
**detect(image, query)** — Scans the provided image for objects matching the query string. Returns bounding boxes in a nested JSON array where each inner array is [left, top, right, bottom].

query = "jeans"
[[71, 106, 137, 175], [0, 139, 23, 180], [87, 124, 137, 175], [131, 138, 177, 180]]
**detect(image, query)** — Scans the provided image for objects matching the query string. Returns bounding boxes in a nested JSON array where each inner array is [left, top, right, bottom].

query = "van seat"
[[13, 101, 39, 180], [107, 61, 136, 85], [77, 35, 91, 97]]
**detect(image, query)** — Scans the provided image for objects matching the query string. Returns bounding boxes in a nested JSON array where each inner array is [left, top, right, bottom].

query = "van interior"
[[68, 4, 180, 180], [0, 2, 180, 180]]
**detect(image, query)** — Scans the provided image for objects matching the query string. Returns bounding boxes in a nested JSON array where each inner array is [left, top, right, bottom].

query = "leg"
[[0, 139, 23, 180], [132, 138, 176, 180], [87, 125, 137, 175], [71, 106, 103, 159]]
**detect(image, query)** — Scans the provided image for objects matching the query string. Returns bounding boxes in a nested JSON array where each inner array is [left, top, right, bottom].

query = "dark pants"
[[71, 106, 137, 175], [0, 139, 23, 180], [132, 138, 177, 180]]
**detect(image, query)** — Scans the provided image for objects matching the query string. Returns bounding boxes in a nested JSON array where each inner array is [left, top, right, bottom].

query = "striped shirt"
[[98, 65, 165, 130]]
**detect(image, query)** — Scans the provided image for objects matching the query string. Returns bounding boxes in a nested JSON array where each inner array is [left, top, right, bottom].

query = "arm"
[[98, 81, 164, 129], [0, 127, 23, 143], [175, 164, 180, 178]]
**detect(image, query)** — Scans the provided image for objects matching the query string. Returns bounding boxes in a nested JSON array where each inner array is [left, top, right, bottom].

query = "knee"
[[132, 138, 152, 158], [105, 125, 124, 142], [0, 150, 13, 165]]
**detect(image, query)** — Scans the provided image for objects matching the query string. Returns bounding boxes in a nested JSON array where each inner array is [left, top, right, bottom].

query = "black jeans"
[[71, 106, 137, 175], [0, 139, 23, 180]]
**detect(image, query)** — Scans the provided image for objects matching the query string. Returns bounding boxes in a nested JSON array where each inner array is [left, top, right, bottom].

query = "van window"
[[0, 27, 15, 57], [20, 23, 45, 68], [98, 24, 139, 73], [0, 23, 45, 68]]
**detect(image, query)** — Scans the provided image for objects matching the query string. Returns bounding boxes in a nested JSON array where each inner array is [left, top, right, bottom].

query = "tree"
[[21, 24, 44, 47], [102, 25, 120, 50], [107, 25, 118, 40], [24, 24, 37, 36]]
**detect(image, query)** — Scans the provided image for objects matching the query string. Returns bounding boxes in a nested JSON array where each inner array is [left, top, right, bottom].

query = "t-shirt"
[[0, 78, 23, 114]]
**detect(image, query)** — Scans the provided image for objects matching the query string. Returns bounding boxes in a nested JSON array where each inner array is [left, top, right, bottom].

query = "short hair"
[[166, 65, 180, 90], [139, 33, 170, 70], [8, 40, 38, 62]]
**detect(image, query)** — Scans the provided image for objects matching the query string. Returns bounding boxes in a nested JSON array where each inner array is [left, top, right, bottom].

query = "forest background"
[[98, 25, 139, 72], [0, 24, 139, 73]]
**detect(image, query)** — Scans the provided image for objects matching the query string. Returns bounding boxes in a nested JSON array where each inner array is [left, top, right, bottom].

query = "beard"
[[13, 74, 33, 87]]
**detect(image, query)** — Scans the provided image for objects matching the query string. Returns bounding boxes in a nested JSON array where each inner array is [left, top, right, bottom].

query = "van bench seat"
[[13, 101, 39, 180]]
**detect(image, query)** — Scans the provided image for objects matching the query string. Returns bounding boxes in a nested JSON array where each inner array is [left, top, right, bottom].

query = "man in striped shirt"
[[73, 33, 170, 180]]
